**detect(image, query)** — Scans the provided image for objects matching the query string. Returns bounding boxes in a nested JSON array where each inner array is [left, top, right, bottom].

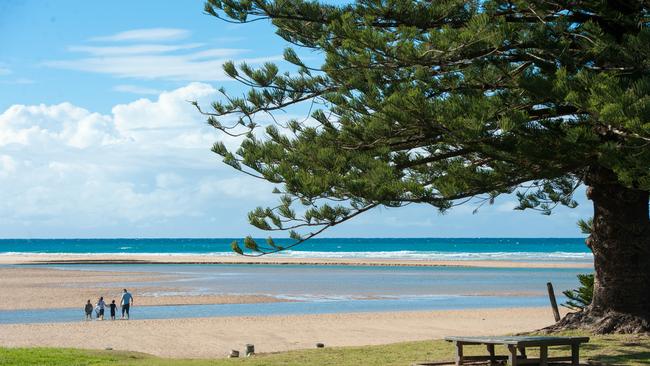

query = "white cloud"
[[45, 51, 276, 81], [45, 28, 279, 81], [496, 201, 518, 212], [0, 102, 120, 148], [0, 67, 11, 76], [68, 43, 204, 56], [198, 176, 272, 201], [90, 28, 191, 42], [156, 173, 185, 189], [0, 83, 276, 234], [112, 82, 216, 136], [0, 155, 16, 177]]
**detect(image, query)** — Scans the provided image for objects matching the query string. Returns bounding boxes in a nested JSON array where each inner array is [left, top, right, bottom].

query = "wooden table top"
[[444, 336, 590, 346]]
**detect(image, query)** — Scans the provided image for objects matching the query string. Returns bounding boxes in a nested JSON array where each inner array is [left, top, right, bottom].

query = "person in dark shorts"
[[120, 289, 133, 319], [109, 299, 117, 320], [84, 300, 93, 320]]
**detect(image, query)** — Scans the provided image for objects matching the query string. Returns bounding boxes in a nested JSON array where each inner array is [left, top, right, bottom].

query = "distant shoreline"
[[0, 253, 593, 268]]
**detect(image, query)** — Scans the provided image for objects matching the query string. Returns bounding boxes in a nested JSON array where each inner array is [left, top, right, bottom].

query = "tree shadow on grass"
[[587, 352, 650, 365], [583, 342, 650, 365]]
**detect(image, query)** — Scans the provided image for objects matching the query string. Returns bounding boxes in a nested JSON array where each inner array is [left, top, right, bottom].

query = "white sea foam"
[[0, 250, 593, 261], [272, 293, 465, 302], [268, 250, 592, 261]]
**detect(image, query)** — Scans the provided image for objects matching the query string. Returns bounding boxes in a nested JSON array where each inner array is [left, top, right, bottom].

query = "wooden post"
[[547, 282, 561, 322], [454, 341, 464, 366], [539, 346, 548, 366], [507, 345, 518, 366], [571, 343, 580, 366], [517, 345, 527, 359], [486, 344, 496, 366], [245, 344, 255, 357]]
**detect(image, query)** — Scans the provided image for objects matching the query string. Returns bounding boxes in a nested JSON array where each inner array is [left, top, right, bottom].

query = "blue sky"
[[0, 0, 591, 238]]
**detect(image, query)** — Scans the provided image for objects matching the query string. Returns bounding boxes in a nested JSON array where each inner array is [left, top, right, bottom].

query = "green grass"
[[1, 332, 649, 366]]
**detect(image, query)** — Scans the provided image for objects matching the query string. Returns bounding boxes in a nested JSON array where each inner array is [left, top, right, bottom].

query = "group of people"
[[84, 288, 133, 320]]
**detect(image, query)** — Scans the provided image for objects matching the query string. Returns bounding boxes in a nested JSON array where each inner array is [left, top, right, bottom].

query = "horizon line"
[[0, 236, 588, 240]]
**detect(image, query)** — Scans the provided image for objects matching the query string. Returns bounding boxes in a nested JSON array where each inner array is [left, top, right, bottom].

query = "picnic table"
[[444, 336, 589, 366]]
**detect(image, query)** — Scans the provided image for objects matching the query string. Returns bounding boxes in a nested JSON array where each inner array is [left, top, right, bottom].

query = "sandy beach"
[[0, 253, 592, 268], [0, 307, 565, 358], [0, 255, 582, 362], [0, 255, 581, 359]]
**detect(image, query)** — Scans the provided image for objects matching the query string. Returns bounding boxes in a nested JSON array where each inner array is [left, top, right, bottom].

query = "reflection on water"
[[41, 263, 587, 298], [0, 294, 563, 324], [3, 263, 587, 324]]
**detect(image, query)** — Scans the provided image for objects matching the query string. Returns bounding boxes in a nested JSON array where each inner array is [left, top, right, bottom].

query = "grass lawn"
[[1, 332, 649, 366]]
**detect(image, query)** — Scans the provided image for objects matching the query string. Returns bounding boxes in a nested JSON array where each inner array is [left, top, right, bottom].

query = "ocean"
[[0, 237, 591, 261]]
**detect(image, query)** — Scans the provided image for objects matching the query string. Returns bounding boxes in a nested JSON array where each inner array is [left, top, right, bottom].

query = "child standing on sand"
[[109, 300, 117, 320], [84, 300, 93, 320]]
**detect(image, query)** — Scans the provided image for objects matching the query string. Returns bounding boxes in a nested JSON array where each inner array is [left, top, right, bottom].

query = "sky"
[[0, 0, 592, 238]]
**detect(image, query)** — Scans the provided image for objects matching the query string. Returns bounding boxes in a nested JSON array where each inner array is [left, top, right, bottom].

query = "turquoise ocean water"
[[0, 237, 591, 261]]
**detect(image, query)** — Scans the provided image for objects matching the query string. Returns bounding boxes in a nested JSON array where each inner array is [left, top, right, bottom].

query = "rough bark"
[[547, 166, 650, 333]]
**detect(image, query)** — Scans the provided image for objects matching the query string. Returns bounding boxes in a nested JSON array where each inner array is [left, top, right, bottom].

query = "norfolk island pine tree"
[[196, 0, 650, 333]]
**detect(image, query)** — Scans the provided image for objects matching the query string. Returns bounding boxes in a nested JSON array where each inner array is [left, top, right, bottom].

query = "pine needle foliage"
[[562, 273, 595, 311], [198, 1, 650, 255]]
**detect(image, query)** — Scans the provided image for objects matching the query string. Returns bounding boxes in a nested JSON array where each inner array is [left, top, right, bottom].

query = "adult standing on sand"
[[120, 289, 133, 320]]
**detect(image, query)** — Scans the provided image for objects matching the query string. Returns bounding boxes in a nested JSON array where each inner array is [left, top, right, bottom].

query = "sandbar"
[[0, 253, 593, 268]]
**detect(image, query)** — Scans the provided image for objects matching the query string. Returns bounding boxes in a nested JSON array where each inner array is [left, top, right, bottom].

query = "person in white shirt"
[[96, 297, 106, 320]]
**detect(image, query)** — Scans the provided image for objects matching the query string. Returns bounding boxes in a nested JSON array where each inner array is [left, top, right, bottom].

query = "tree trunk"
[[550, 166, 650, 333]]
